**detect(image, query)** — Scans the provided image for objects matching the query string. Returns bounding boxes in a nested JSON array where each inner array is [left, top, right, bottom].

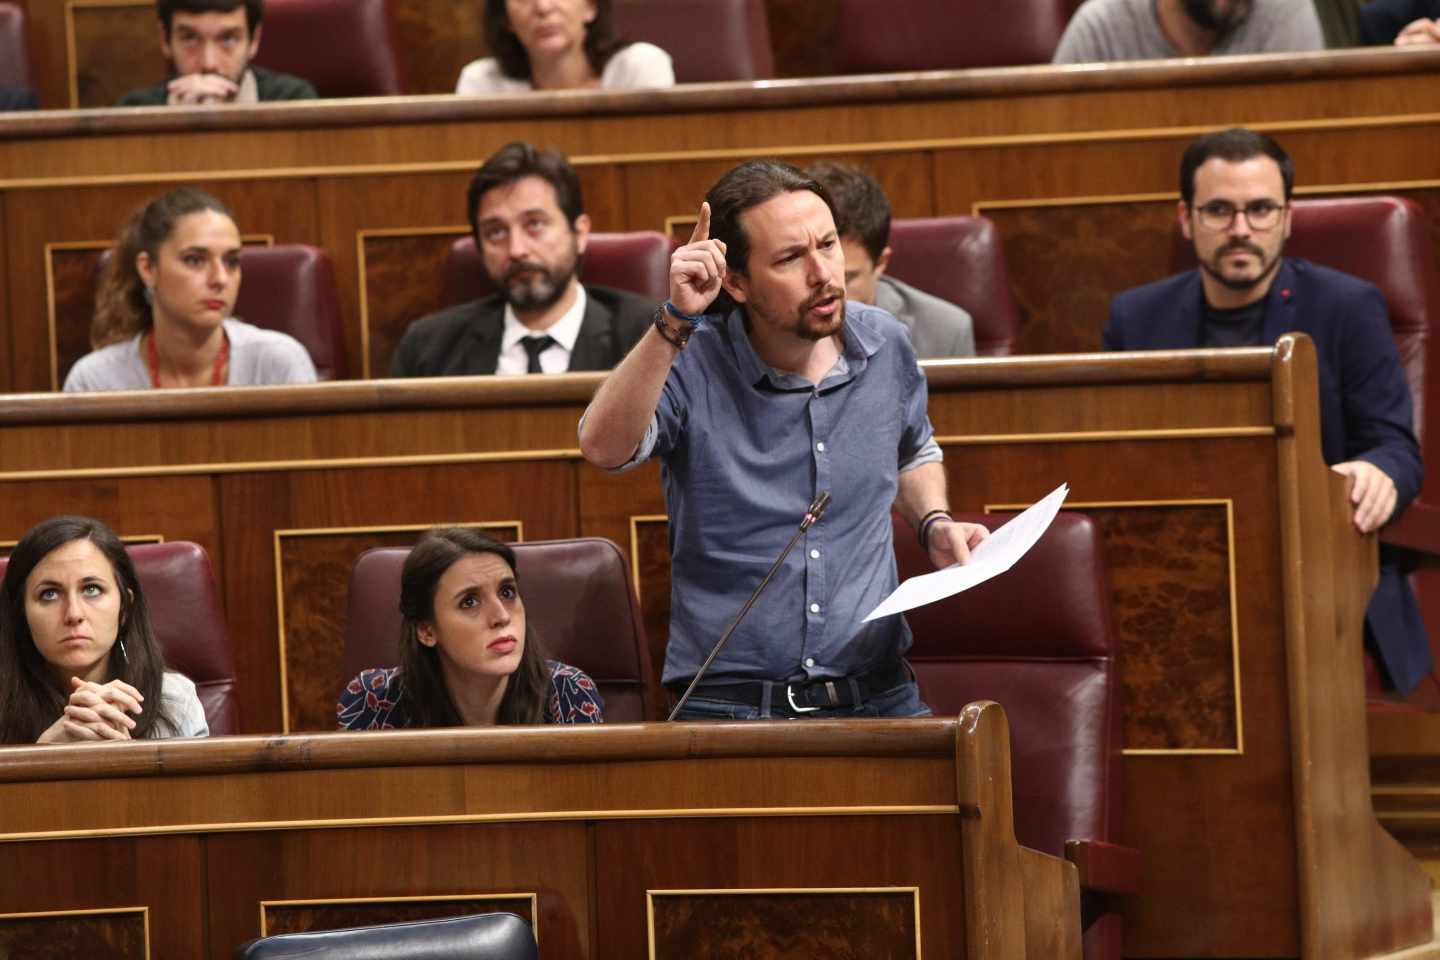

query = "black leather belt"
[[670, 661, 911, 714]]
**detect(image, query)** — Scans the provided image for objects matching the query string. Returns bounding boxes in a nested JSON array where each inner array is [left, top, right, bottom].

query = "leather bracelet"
[[653, 305, 691, 350], [918, 509, 953, 550]]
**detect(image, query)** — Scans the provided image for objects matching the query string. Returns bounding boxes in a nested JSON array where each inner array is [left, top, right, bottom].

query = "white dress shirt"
[[495, 286, 588, 375]]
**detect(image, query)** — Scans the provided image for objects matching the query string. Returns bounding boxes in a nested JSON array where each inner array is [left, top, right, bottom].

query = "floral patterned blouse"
[[336, 661, 604, 729]]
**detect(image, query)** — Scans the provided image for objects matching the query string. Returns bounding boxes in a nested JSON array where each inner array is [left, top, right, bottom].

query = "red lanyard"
[[145, 330, 230, 388]]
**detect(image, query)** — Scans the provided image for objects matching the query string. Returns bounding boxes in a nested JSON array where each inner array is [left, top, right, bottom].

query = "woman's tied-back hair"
[[397, 528, 550, 726], [0, 516, 175, 743], [91, 187, 235, 349], [482, 0, 624, 82]]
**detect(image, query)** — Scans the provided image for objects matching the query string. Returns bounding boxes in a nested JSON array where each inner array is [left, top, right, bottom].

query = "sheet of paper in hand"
[[862, 482, 1069, 622]]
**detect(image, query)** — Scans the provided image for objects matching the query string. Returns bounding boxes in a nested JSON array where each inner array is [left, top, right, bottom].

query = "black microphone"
[[667, 491, 832, 721]]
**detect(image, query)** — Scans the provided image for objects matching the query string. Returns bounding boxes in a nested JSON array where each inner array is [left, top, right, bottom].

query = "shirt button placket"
[[803, 390, 829, 679]]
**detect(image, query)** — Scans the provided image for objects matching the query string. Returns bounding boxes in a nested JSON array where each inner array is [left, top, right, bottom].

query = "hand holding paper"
[[863, 483, 1070, 622]]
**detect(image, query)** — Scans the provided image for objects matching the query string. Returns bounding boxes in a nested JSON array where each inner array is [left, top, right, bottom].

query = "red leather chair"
[[233, 244, 348, 380], [0, 3, 33, 91], [441, 232, 671, 307], [343, 538, 655, 722], [0, 541, 238, 735], [253, 0, 406, 97], [833, 0, 1070, 72], [893, 510, 1138, 960], [887, 216, 1019, 356], [611, 0, 773, 82], [92, 243, 347, 380], [1171, 196, 1440, 702]]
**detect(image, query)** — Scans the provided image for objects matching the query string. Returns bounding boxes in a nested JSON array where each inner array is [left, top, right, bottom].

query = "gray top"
[[610, 303, 940, 686], [64, 318, 318, 392], [874, 276, 976, 359], [156, 672, 210, 739], [1052, 0, 1324, 62]]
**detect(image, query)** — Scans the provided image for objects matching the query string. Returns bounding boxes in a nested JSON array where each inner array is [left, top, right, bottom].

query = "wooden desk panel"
[[0, 710, 1075, 959]]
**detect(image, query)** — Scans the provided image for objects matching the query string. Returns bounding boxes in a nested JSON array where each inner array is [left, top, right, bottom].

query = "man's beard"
[[793, 285, 846, 341], [1200, 239, 1281, 292], [1181, 0, 1251, 33], [493, 253, 579, 313]]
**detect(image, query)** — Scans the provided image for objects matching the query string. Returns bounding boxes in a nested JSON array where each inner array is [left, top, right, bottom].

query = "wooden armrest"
[[1064, 839, 1141, 896], [1382, 503, 1440, 558]]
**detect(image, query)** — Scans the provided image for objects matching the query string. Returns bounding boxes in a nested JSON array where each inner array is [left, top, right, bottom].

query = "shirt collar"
[[501, 284, 587, 354], [723, 300, 885, 390]]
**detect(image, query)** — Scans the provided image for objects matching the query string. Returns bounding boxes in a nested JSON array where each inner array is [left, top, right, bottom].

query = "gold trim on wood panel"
[[272, 520, 522, 733], [984, 497, 1244, 756], [0, 904, 150, 960], [10, 116, 1440, 193], [43, 235, 276, 390], [258, 892, 539, 939], [355, 226, 469, 379], [0, 448, 583, 484], [628, 514, 669, 615], [0, 533, 163, 550], [645, 887, 922, 960], [933, 427, 1274, 446], [0, 804, 960, 844]]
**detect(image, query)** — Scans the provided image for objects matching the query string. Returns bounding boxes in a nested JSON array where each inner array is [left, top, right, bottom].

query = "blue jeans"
[[672, 678, 933, 721]]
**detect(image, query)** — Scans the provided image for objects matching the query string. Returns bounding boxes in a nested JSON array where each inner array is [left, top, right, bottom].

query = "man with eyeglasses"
[[1105, 127, 1428, 695]]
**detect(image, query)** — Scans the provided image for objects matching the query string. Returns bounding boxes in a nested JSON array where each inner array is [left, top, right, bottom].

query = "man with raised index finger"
[[579, 159, 988, 720]]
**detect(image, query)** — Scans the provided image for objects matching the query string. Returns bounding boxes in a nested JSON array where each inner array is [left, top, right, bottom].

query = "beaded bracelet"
[[917, 509, 953, 549], [653, 306, 691, 350]]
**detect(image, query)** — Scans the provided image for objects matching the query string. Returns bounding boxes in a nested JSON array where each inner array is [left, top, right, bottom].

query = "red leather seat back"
[[233, 244, 348, 380], [0, 3, 32, 89], [893, 511, 1122, 857], [834, 0, 1069, 72], [253, 0, 405, 96], [611, 0, 773, 81], [344, 538, 654, 722], [0, 542, 239, 735], [442, 232, 671, 307], [887, 217, 1019, 356]]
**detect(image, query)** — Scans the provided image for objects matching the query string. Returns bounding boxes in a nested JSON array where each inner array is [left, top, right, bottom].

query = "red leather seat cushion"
[[611, 0, 773, 81], [834, 0, 1069, 72], [887, 217, 1019, 356], [253, 0, 405, 96]]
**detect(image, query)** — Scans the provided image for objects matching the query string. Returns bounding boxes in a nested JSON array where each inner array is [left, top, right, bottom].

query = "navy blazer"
[[1105, 258, 1430, 694]]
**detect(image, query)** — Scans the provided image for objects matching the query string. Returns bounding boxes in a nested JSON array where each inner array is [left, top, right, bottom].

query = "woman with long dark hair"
[[64, 186, 316, 391], [456, 0, 673, 94], [337, 528, 603, 728], [0, 516, 208, 743]]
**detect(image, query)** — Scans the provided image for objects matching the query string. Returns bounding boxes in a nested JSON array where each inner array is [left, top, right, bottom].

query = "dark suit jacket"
[[0, 86, 38, 111], [390, 285, 656, 377], [117, 66, 318, 106], [1105, 258, 1430, 694], [1359, 0, 1440, 43]]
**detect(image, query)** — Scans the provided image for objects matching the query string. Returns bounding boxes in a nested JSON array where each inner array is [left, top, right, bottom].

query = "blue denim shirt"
[[618, 302, 939, 685]]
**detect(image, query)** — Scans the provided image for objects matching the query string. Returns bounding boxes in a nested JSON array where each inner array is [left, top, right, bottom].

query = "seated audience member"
[[65, 188, 317, 391], [1359, 0, 1440, 44], [1053, 0, 1323, 62], [456, 0, 674, 93], [807, 161, 976, 359], [390, 142, 654, 377], [0, 86, 38, 110], [337, 528, 604, 728], [118, 0, 316, 106], [0, 516, 209, 744], [1104, 127, 1428, 694]]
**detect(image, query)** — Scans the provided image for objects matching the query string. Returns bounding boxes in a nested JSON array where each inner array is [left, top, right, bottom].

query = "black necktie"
[[520, 335, 558, 374]]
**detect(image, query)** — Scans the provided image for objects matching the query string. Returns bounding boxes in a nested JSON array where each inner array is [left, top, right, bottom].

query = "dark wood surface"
[[0, 706, 1078, 960], [0, 344, 1430, 957]]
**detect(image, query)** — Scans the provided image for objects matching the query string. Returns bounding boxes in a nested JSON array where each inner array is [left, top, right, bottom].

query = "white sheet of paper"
[[862, 482, 1070, 623]]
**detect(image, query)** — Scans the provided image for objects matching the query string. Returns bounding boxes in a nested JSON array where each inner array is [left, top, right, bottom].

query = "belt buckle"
[[786, 683, 821, 713]]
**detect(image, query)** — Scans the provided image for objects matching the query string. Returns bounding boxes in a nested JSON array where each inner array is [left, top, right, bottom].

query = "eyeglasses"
[[1192, 200, 1287, 232]]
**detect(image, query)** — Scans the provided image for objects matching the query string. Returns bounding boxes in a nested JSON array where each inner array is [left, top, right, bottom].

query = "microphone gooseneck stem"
[[667, 491, 831, 721]]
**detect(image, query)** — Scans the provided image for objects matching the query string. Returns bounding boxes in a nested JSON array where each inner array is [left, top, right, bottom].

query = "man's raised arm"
[[579, 202, 727, 469]]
